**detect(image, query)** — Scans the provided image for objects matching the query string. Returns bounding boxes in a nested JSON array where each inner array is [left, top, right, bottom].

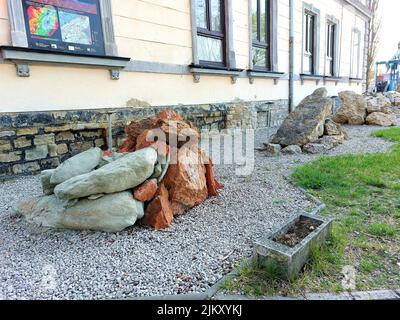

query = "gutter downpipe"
[[289, 0, 295, 113]]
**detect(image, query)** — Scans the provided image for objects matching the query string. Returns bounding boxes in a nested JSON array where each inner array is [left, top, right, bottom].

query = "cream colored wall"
[[291, 0, 368, 104], [0, 0, 10, 45], [0, 0, 369, 112]]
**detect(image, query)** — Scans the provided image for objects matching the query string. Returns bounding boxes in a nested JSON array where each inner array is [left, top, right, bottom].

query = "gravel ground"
[[0, 121, 397, 300]]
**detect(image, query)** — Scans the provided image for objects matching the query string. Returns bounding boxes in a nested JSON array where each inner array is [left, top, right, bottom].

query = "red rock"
[[119, 138, 136, 153], [157, 110, 184, 122], [133, 179, 158, 202], [122, 117, 157, 152], [158, 120, 200, 148], [142, 183, 174, 230], [163, 145, 208, 216], [204, 157, 224, 197], [150, 140, 170, 158], [136, 129, 154, 150]]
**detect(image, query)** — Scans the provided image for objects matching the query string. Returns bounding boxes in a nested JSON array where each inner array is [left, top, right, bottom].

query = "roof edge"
[[343, 0, 373, 19]]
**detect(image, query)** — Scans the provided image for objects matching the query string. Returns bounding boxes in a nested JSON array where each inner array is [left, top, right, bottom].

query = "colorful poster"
[[27, 5, 59, 37], [22, 0, 105, 56]]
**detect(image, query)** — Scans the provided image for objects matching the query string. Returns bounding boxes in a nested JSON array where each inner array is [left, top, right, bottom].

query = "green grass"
[[222, 128, 400, 297]]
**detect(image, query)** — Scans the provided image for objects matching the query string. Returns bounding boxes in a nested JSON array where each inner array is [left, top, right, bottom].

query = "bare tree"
[[365, 0, 381, 92]]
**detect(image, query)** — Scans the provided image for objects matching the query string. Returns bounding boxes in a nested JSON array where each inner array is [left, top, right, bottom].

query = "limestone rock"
[[324, 119, 345, 136], [303, 143, 328, 154], [282, 145, 302, 155], [263, 143, 282, 156], [16, 192, 144, 233], [142, 183, 174, 230], [50, 147, 102, 185], [134, 179, 158, 202], [333, 91, 367, 125], [366, 112, 396, 127], [271, 88, 332, 147], [384, 91, 400, 106], [40, 169, 56, 195], [55, 148, 158, 200], [318, 135, 346, 148], [163, 146, 208, 216]]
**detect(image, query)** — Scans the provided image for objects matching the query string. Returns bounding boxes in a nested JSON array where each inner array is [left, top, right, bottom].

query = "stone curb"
[[212, 289, 400, 301]]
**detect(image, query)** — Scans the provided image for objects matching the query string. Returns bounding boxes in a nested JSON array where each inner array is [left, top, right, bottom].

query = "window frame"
[[248, 0, 278, 72], [325, 16, 340, 77], [196, 0, 227, 68], [302, 4, 320, 76], [351, 28, 362, 79], [303, 11, 315, 74], [191, 0, 236, 70], [251, 0, 271, 71]]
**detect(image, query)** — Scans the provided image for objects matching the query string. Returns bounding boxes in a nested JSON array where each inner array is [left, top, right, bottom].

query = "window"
[[326, 22, 336, 76], [195, 0, 226, 67], [303, 11, 315, 74], [351, 30, 361, 78], [251, 0, 271, 70]]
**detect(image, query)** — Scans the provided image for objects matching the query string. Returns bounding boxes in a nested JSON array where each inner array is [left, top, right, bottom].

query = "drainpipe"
[[289, 0, 295, 113]]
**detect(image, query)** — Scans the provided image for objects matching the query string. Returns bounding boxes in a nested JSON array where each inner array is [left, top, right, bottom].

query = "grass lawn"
[[221, 128, 400, 297]]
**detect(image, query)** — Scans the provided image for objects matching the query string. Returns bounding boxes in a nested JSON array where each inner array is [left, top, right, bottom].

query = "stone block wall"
[[0, 99, 288, 178]]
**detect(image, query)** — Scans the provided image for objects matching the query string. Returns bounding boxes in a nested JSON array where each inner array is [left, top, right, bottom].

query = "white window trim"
[[324, 15, 340, 77], [301, 3, 321, 75], [350, 28, 362, 79]]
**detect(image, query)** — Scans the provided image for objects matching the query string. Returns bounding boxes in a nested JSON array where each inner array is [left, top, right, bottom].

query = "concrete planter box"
[[254, 213, 333, 280]]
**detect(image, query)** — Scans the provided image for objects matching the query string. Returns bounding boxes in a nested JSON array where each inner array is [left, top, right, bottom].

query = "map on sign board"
[[22, 0, 106, 56]]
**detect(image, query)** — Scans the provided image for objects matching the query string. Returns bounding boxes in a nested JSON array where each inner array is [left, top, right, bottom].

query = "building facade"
[[0, 0, 372, 176]]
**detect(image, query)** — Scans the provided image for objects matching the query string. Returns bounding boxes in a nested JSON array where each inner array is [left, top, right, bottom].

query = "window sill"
[[349, 77, 364, 84], [323, 76, 343, 85], [247, 70, 285, 84], [0, 46, 131, 79], [300, 74, 325, 85], [189, 64, 244, 83]]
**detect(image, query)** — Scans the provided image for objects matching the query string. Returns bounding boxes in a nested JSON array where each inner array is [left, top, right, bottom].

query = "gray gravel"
[[0, 122, 397, 300]]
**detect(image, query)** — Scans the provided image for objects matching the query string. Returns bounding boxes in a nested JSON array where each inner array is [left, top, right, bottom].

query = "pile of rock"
[[334, 91, 397, 127], [17, 110, 223, 232], [262, 88, 348, 156]]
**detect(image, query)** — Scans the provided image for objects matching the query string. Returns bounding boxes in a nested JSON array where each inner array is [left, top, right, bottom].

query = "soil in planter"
[[273, 216, 323, 248]]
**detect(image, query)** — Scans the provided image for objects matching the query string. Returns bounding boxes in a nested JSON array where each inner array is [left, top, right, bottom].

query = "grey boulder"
[[271, 88, 332, 147], [282, 145, 302, 155], [55, 148, 158, 200], [263, 143, 282, 157], [50, 147, 102, 185], [16, 192, 144, 233], [303, 143, 329, 154], [41, 169, 57, 195]]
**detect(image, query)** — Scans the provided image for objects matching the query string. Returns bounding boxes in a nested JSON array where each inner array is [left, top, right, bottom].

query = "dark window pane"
[[260, 0, 266, 42], [252, 46, 267, 67], [210, 0, 222, 32], [252, 0, 258, 40], [198, 36, 223, 62], [196, 0, 207, 29]]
